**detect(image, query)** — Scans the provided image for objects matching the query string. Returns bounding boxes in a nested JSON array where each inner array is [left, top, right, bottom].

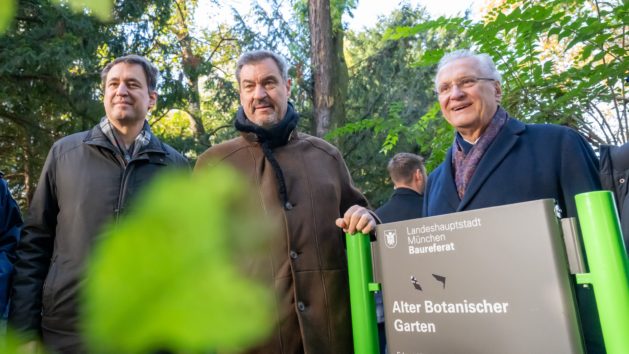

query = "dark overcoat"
[[375, 188, 423, 224], [424, 117, 600, 218], [9, 124, 188, 353], [195, 131, 369, 354], [599, 143, 629, 253], [424, 114, 604, 354]]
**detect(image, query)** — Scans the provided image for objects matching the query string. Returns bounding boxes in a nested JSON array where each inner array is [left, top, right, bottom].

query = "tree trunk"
[[308, 0, 347, 138], [174, 0, 208, 148]]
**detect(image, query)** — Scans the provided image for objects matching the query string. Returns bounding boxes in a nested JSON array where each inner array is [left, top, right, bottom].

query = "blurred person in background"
[[0, 172, 22, 335], [374, 152, 426, 353]]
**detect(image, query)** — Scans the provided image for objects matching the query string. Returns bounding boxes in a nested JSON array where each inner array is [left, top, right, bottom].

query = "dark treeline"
[[1, 0, 626, 212]]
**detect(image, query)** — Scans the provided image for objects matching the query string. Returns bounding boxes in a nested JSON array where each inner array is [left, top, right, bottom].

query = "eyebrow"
[[107, 77, 143, 85], [241, 75, 279, 84]]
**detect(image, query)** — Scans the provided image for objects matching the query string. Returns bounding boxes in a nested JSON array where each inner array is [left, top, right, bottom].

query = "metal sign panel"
[[375, 199, 584, 354]]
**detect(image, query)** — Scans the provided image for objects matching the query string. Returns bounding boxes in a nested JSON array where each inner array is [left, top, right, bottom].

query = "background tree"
[[146, 0, 241, 157], [328, 5, 462, 206], [0, 0, 174, 209], [307, 0, 351, 137]]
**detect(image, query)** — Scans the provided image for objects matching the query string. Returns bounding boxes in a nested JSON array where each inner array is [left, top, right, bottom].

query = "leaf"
[[581, 45, 594, 61], [542, 60, 553, 74], [414, 48, 445, 67], [51, 0, 113, 21], [384, 17, 461, 41], [82, 167, 276, 353], [0, 0, 16, 33]]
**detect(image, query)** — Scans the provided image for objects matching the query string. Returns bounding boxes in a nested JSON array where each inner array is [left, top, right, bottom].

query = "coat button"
[[297, 301, 306, 312], [289, 250, 299, 260], [284, 202, 293, 210], [620, 178, 626, 184]]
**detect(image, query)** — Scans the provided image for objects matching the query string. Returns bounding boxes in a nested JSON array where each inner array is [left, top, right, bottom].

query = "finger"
[[361, 219, 376, 234], [347, 211, 364, 234], [343, 205, 359, 221], [335, 217, 347, 231], [353, 214, 369, 234]]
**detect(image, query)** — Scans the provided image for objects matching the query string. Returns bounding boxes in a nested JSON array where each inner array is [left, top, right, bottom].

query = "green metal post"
[[575, 191, 629, 353], [346, 232, 380, 354]]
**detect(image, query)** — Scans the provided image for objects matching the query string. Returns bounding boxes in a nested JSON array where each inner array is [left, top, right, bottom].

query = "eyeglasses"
[[436, 77, 495, 96]]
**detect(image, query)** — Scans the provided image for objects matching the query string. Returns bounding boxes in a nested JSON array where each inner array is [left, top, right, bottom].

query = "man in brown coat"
[[195, 50, 376, 353]]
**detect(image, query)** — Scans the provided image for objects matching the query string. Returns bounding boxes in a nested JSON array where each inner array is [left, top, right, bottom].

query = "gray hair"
[[235, 50, 289, 83], [387, 152, 426, 186], [435, 49, 502, 91], [101, 54, 159, 92]]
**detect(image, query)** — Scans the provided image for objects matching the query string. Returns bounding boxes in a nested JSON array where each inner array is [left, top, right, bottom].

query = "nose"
[[449, 84, 465, 99], [116, 83, 129, 96], [253, 84, 267, 100]]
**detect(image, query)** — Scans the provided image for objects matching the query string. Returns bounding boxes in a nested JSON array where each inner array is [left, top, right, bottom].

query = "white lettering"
[[393, 319, 436, 333]]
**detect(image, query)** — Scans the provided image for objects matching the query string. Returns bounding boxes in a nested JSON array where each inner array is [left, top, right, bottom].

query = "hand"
[[335, 205, 376, 234]]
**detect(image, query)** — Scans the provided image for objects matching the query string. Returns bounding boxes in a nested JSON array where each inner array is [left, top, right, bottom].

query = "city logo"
[[384, 229, 397, 248]]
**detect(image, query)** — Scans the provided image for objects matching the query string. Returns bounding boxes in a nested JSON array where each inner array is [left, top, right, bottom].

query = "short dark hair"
[[387, 153, 426, 185], [235, 50, 289, 84], [100, 54, 159, 92]]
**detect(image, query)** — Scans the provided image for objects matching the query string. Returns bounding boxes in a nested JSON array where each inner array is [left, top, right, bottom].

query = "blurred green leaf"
[[413, 49, 445, 67], [51, 0, 113, 21], [0, 0, 15, 33], [82, 167, 276, 353]]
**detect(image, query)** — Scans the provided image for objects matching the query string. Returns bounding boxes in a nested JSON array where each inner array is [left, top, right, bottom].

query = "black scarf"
[[235, 102, 299, 210]]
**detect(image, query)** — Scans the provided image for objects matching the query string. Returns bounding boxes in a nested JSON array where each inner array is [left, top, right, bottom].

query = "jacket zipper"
[[114, 158, 138, 222]]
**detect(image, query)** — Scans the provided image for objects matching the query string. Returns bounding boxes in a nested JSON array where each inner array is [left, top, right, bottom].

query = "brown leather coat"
[[195, 131, 369, 354]]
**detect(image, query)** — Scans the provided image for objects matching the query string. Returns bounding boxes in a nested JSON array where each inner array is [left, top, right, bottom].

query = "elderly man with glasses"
[[423, 49, 603, 353]]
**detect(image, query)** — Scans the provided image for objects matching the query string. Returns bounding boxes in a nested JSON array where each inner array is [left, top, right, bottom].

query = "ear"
[[415, 169, 425, 193], [148, 91, 158, 110], [285, 78, 292, 98], [494, 82, 502, 103], [414, 169, 421, 181]]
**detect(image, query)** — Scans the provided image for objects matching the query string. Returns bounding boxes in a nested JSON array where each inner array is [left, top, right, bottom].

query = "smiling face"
[[238, 58, 291, 127], [436, 57, 502, 141], [103, 62, 157, 127]]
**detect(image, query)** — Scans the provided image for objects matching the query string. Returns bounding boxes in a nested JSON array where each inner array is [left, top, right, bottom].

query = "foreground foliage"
[[83, 166, 275, 353]]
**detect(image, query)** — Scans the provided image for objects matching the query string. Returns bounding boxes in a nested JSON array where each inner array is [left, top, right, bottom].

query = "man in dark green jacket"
[[9, 55, 188, 354]]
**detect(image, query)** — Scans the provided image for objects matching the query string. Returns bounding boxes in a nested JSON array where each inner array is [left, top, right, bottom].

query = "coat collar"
[[83, 122, 168, 157], [458, 116, 525, 210], [392, 187, 422, 197], [240, 129, 299, 145], [440, 116, 526, 212]]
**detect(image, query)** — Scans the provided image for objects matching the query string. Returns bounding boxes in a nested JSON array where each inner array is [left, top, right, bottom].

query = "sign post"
[[346, 231, 380, 354], [575, 191, 629, 353], [344, 196, 629, 353]]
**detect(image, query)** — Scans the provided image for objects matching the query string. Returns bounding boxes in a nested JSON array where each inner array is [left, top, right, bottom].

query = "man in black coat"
[[424, 49, 602, 353], [374, 152, 425, 353], [600, 142, 629, 253], [9, 55, 188, 354], [376, 153, 425, 223]]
